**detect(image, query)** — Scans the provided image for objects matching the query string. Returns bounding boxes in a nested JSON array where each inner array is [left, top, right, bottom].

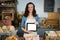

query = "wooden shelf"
[[0, 6, 15, 8], [46, 19, 59, 28], [0, 0, 15, 2]]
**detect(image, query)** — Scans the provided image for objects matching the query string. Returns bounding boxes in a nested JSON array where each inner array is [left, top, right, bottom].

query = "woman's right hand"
[[22, 28, 32, 33], [26, 30, 32, 33]]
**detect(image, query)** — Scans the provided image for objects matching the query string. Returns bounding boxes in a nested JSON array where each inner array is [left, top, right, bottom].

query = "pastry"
[[2, 26, 9, 32], [0, 27, 3, 32], [5, 36, 18, 40], [6, 25, 15, 31]]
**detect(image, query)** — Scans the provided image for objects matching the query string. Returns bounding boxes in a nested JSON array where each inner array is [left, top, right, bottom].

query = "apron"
[[25, 18, 36, 30], [24, 18, 39, 40]]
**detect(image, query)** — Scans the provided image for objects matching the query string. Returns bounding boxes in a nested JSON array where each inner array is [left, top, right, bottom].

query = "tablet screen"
[[27, 23, 36, 31]]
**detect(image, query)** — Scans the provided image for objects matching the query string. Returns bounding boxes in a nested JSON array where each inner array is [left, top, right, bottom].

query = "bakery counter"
[[0, 25, 18, 40], [0, 32, 10, 40], [45, 31, 60, 40], [37, 28, 57, 37]]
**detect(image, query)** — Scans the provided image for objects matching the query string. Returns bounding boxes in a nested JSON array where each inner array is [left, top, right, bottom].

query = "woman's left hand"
[[35, 22, 38, 25]]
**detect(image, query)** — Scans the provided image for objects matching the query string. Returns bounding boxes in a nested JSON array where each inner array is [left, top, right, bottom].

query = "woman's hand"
[[35, 22, 38, 25], [26, 30, 32, 33], [22, 28, 32, 33]]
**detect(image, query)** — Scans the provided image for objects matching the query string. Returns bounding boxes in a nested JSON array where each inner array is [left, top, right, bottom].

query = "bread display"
[[5, 36, 18, 40], [7, 26, 15, 31], [2, 26, 9, 32], [0, 27, 3, 33], [1, 25, 15, 32]]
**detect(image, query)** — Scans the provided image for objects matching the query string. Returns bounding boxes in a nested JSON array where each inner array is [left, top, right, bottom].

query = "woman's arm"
[[21, 28, 30, 33], [35, 16, 40, 27], [21, 16, 26, 31], [35, 16, 39, 24], [21, 16, 31, 33], [35, 16, 39, 21]]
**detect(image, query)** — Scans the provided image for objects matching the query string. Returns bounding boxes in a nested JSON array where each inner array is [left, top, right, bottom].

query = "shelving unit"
[[59, 16, 60, 29], [58, 8, 60, 29], [0, 0, 17, 20]]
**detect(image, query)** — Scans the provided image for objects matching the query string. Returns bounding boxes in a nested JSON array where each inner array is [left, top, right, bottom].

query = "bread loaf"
[[5, 36, 18, 40], [0, 27, 3, 32]]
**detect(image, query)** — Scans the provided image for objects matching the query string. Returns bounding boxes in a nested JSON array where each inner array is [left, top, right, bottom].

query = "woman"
[[17, 2, 39, 37]]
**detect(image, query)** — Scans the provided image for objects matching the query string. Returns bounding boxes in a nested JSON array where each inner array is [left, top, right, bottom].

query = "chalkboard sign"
[[44, 0, 55, 12]]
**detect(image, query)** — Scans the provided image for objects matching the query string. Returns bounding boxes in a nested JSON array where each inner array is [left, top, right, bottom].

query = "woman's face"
[[28, 4, 33, 13]]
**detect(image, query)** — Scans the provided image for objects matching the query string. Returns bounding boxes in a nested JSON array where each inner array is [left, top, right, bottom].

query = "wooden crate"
[[48, 12, 59, 19], [46, 19, 59, 28], [58, 8, 60, 13], [2, 9, 14, 21], [58, 8, 60, 27]]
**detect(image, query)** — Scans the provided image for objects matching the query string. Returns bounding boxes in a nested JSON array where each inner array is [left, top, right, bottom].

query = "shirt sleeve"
[[35, 16, 40, 28], [21, 16, 25, 28], [35, 16, 39, 21]]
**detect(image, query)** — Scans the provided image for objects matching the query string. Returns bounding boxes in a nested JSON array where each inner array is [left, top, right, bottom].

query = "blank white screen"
[[28, 24, 36, 30]]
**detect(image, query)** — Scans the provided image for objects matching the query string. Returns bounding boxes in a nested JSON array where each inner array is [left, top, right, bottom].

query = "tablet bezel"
[[27, 23, 36, 31]]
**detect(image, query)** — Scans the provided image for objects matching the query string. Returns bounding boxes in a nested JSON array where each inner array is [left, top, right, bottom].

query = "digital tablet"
[[27, 23, 36, 31]]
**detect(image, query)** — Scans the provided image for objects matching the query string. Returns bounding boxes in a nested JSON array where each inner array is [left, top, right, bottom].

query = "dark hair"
[[24, 2, 37, 17]]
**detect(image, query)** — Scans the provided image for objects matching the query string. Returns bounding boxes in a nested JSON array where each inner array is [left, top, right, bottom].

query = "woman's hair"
[[24, 2, 37, 17]]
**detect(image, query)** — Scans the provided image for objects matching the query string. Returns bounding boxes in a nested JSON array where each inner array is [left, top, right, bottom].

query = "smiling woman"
[[21, 2, 39, 33], [17, 2, 39, 40]]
